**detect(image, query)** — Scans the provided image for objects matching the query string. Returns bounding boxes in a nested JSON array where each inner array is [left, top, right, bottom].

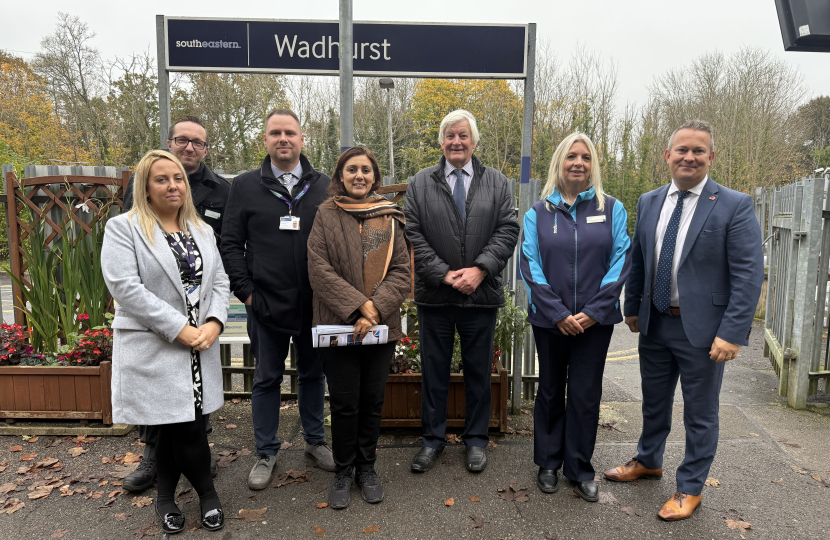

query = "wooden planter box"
[[0, 361, 112, 424], [381, 359, 508, 432]]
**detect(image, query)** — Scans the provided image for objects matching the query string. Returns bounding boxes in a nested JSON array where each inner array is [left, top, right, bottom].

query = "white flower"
[[75, 202, 90, 213]]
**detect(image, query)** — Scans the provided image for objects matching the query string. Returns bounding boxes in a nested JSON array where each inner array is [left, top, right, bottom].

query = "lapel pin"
[[709, 196, 716, 200]]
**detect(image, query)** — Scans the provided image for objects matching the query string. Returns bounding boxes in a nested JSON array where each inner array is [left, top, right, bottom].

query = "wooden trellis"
[[4, 171, 130, 326]]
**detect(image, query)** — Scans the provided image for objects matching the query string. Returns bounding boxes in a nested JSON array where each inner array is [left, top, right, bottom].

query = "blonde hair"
[[541, 132, 606, 212], [128, 150, 205, 242], [438, 109, 481, 146]]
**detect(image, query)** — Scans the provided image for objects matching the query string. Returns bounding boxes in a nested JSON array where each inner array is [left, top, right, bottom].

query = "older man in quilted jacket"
[[404, 109, 520, 474]]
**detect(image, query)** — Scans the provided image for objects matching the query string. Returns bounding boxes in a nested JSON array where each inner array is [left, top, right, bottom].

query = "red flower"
[[411, 344, 416, 350], [76, 359, 82, 363], [78, 314, 90, 321], [93, 348, 101, 355], [0, 356, 6, 360], [7, 347, 14, 353]]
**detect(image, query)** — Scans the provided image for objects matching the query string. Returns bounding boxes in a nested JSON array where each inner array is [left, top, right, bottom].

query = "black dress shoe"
[[156, 507, 185, 535], [201, 508, 224, 531], [465, 446, 487, 472], [572, 479, 599, 502], [537, 468, 560, 493], [411, 446, 443, 472]]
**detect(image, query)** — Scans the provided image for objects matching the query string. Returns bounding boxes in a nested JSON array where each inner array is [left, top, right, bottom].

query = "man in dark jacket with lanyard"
[[221, 109, 335, 490], [404, 109, 520, 474], [122, 115, 230, 493]]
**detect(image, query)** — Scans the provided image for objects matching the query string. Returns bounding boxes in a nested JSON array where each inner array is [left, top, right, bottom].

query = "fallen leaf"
[[237, 507, 267, 522], [272, 469, 309, 488], [20, 453, 38, 461], [469, 496, 480, 502], [131, 496, 153, 508], [108, 489, 124, 498], [72, 435, 100, 444], [705, 478, 721, 487], [521, 409, 530, 415], [98, 480, 109, 486], [487, 440, 498, 448], [316, 502, 328, 508], [497, 485, 529, 503], [362, 525, 380, 534], [772, 478, 784, 483], [447, 434, 462, 444], [67, 447, 87, 458], [36, 458, 59, 468], [0, 483, 15, 495], [599, 404, 611, 409], [614, 377, 624, 380], [621, 506, 643, 517], [812, 473, 823, 482], [28, 485, 55, 500], [218, 416, 226, 421], [28, 437, 39, 444], [0, 460, 8, 473], [0, 499, 24, 515], [725, 519, 753, 533], [9, 446, 22, 452], [115, 512, 132, 521], [122, 452, 142, 464], [598, 421, 622, 432], [110, 464, 138, 479], [791, 466, 809, 475], [470, 515, 484, 529], [59, 486, 75, 497], [51, 529, 68, 539], [750, 433, 760, 437], [598, 491, 618, 505], [238, 448, 252, 456], [312, 525, 326, 537], [86, 491, 104, 500], [134, 522, 160, 539], [46, 437, 62, 448], [544, 534, 560, 540], [280, 441, 294, 450], [444, 497, 454, 507], [225, 424, 237, 429], [231, 398, 242, 404]]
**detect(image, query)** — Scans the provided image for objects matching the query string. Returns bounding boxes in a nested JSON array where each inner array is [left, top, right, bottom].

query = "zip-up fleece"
[[519, 187, 632, 331]]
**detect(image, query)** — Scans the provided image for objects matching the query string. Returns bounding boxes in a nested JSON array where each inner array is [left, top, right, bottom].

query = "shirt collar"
[[546, 186, 596, 207], [668, 175, 708, 197], [444, 159, 474, 180], [270, 161, 303, 181]]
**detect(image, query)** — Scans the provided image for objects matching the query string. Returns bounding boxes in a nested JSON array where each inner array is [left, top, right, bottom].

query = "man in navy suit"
[[603, 120, 764, 520]]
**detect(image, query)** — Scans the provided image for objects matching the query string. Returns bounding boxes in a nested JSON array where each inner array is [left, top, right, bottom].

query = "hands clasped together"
[[442, 266, 485, 296], [176, 320, 223, 352], [354, 300, 381, 341]]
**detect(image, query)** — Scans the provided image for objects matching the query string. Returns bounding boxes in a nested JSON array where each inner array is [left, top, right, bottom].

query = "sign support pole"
[[156, 15, 171, 151], [513, 22, 536, 414], [339, 0, 354, 152]]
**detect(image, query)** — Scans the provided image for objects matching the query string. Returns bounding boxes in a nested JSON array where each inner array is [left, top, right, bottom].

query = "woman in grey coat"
[[102, 150, 230, 534]]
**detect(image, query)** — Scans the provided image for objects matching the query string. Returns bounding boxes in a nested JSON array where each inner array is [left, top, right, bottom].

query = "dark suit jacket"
[[624, 177, 764, 348]]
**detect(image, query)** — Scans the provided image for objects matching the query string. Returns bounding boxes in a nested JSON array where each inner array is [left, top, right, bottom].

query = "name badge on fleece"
[[204, 209, 221, 220], [187, 284, 201, 307], [586, 215, 606, 224], [279, 216, 301, 231]]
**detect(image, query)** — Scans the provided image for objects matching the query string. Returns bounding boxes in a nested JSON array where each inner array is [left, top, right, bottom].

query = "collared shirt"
[[444, 159, 474, 198], [270, 161, 303, 192], [652, 176, 708, 308]]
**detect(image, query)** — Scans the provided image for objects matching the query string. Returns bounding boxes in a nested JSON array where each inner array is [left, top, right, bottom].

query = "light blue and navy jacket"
[[519, 187, 632, 332]]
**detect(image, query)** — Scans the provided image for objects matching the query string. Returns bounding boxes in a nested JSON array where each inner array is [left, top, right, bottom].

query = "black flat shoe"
[[572, 479, 599, 502], [155, 507, 185, 535], [201, 508, 224, 531], [537, 468, 560, 493], [411, 446, 443, 472], [465, 446, 487, 472]]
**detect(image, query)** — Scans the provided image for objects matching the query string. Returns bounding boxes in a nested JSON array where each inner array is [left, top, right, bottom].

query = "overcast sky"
[[2, 0, 828, 108]]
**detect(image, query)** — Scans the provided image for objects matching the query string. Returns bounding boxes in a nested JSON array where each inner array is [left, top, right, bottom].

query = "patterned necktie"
[[453, 168, 466, 225], [280, 173, 294, 189], [653, 190, 691, 313]]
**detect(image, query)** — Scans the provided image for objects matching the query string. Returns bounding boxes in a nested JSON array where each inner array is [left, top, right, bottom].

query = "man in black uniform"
[[122, 115, 231, 492]]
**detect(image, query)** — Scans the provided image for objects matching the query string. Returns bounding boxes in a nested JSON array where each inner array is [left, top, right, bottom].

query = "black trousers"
[[320, 342, 395, 472], [155, 409, 217, 508], [417, 306, 497, 449], [532, 323, 614, 482], [139, 415, 211, 446]]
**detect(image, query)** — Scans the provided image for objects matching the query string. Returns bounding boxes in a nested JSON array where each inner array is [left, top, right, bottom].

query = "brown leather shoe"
[[657, 491, 702, 521], [603, 459, 663, 482]]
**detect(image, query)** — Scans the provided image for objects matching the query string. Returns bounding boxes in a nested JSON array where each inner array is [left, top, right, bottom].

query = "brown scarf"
[[333, 195, 409, 297]]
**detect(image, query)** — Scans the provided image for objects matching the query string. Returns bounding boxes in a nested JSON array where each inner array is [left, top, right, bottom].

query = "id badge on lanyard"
[[264, 169, 311, 232]]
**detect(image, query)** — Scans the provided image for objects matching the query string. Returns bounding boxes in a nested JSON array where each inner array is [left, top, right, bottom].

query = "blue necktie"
[[453, 168, 466, 225], [653, 190, 691, 313]]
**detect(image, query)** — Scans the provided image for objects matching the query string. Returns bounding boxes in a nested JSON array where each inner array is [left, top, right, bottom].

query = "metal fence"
[[755, 175, 830, 409]]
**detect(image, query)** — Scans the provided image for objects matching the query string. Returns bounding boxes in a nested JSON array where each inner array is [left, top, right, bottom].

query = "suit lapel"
[[133, 219, 186, 302], [643, 184, 670, 276], [678, 177, 719, 269]]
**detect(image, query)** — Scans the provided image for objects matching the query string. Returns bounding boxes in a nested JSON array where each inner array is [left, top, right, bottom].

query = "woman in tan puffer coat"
[[307, 146, 411, 510]]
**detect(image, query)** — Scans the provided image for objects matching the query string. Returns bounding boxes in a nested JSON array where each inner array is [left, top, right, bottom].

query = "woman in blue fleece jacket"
[[519, 132, 632, 501]]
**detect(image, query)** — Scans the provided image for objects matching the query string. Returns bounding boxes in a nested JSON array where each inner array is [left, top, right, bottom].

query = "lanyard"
[[166, 232, 197, 281], [261, 167, 311, 216]]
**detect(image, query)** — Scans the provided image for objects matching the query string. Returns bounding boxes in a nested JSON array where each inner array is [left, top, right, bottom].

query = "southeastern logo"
[[175, 40, 241, 49]]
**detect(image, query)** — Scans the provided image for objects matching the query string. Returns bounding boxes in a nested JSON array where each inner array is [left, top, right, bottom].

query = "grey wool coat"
[[101, 214, 230, 425]]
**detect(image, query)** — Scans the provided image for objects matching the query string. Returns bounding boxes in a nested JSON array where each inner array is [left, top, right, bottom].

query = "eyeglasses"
[[170, 137, 208, 150]]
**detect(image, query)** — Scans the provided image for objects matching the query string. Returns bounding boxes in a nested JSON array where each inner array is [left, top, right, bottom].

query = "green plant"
[[494, 286, 530, 361], [56, 222, 84, 340], [4, 224, 61, 352], [76, 219, 109, 328]]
